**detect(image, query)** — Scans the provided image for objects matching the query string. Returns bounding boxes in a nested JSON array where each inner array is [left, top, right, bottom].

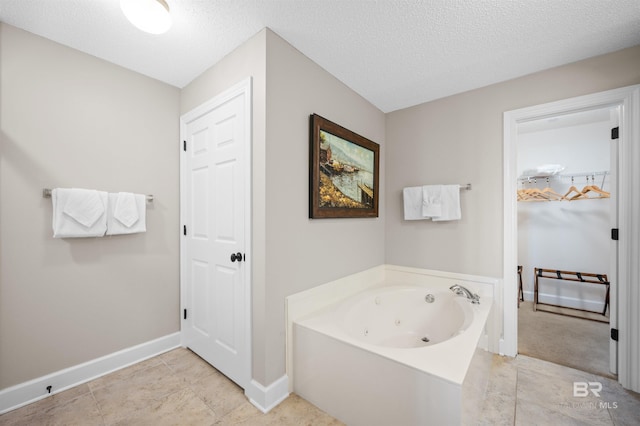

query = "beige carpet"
[[518, 301, 614, 379]]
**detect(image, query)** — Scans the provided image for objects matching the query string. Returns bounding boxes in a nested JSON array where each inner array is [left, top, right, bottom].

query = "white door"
[[180, 79, 252, 389]]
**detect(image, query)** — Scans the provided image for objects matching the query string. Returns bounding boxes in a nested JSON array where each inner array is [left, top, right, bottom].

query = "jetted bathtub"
[[292, 279, 493, 426], [340, 285, 474, 348]]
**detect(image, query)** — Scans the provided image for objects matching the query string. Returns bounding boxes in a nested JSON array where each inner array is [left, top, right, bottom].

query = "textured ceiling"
[[1, 0, 639, 112]]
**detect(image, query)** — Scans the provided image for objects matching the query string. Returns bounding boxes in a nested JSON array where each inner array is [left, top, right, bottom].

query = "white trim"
[[619, 86, 640, 391], [245, 375, 289, 413], [522, 291, 609, 313], [609, 106, 621, 375], [243, 77, 254, 391], [503, 84, 640, 392], [0, 333, 181, 415], [503, 112, 519, 357]]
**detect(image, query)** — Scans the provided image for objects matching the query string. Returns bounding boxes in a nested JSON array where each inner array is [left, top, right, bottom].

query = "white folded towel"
[[421, 185, 443, 218], [432, 185, 461, 221], [403, 186, 425, 220], [52, 188, 108, 238], [113, 192, 139, 227], [106, 192, 146, 235], [63, 188, 105, 227]]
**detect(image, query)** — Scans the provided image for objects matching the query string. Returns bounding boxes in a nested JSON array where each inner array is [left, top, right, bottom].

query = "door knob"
[[230, 252, 243, 262]]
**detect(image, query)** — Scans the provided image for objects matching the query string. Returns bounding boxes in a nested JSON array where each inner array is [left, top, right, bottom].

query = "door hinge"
[[183, 309, 187, 320], [183, 225, 187, 236], [611, 127, 619, 140], [183, 140, 187, 151], [611, 228, 619, 241], [611, 328, 618, 341]]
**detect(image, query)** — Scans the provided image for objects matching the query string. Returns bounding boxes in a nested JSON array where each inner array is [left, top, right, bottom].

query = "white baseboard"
[[498, 338, 506, 356], [522, 291, 607, 313], [245, 375, 289, 413], [0, 332, 181, 415]]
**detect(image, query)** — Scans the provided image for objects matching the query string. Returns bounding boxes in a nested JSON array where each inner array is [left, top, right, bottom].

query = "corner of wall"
[[245, 376, 289, 413]]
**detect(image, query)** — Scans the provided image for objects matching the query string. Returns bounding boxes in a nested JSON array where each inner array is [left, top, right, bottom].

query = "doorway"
[[503, 84, 640, 392], [179, 78, 252, 390], [515, 107, 616, 378]]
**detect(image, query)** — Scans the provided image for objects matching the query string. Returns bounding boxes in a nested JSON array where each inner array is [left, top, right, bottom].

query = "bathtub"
[[289, 266, 496, 426], [339, 285, 473, 348]]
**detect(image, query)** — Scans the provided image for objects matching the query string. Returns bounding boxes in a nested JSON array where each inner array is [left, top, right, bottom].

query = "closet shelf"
[[517, 170, 610, 201], [518, 171, 608, 182]]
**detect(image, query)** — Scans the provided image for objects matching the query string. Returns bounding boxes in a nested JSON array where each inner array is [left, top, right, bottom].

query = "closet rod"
[[42, 188, 154, 203], [518, 171, 608, 182]]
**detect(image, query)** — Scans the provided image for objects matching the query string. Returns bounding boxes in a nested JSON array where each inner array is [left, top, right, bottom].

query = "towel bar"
[[42, 188, 153, 202]]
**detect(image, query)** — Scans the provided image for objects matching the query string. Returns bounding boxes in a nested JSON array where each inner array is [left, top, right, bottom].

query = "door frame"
[[503, 84, 640, 392], [179, 77, 253, 387]]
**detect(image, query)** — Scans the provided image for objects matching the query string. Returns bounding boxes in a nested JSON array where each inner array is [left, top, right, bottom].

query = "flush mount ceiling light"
[[120, 0, 172, 34]]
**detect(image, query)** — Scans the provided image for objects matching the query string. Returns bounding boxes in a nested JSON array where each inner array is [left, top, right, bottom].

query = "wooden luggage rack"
[[534, 267, 609, 319]]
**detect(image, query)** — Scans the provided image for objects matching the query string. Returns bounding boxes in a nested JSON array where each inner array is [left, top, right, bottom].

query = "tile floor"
[[0, 348, 341, 426], [1, 347, 639, 425], [475, 353, 640, 426]]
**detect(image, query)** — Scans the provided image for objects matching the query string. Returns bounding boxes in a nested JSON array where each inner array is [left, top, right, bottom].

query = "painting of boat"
[[310, 114, 379, 218]]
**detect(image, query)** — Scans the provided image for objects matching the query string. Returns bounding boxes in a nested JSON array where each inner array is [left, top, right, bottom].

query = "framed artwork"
[[309, 114, 379, 218]]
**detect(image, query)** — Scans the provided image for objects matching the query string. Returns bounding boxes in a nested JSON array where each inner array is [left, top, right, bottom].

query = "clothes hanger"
[[570, 176, 593, 200], [541, 187, 563, 200], [518, 188, 539, 201], [540, 177, 563, 201], [587, 186, 610, 198], [517, 187, 528, 201], [530, 188, 553, 201], [569, 175, 611, 200], [520, 173, 610, 201], [585, 174, 610, 198], [517, 179, 536, 201], [563, 176, 584, 200], [518, 177, 565, 202], [519, 179, 553, 201]]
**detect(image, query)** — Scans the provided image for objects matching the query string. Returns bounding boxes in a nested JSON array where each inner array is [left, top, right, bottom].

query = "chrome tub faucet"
[[449, 284, 480, 304]]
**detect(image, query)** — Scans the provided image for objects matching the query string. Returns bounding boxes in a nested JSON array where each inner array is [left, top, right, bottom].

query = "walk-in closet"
[[516, 107, 616, 378]]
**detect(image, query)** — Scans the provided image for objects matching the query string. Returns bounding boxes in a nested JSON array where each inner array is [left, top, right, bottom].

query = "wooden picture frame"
[[309, 114, 380, 218]]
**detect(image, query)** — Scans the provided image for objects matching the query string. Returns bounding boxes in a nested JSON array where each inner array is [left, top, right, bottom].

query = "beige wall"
[[263, 30, 386, 384], [385, 45, 640, 278], [0, 24, 181, 389], [180, 29, 385, 386]]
